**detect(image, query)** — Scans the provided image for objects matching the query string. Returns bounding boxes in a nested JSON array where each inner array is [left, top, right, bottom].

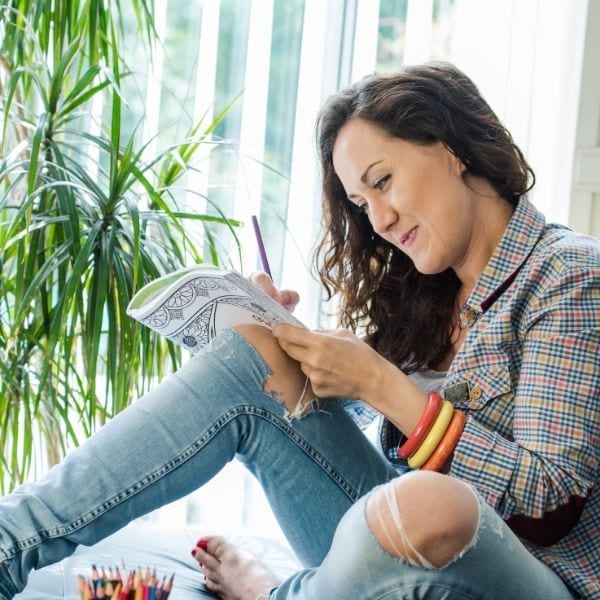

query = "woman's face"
[[332, 118, 482, 276]]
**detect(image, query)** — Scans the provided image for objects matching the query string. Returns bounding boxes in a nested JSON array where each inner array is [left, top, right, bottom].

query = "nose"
[[368, 198, 397, 236]]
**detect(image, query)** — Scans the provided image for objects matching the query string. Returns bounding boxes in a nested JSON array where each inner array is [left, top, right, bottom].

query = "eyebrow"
[[347, 159, 384, 200], [360, 159, 384, 183]]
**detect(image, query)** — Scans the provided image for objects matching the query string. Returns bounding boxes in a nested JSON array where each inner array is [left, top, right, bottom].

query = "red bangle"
[[398, 392, 443, 459], [421, 409, 466, 471]]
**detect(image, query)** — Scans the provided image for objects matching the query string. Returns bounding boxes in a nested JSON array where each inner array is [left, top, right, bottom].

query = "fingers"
[[249, 271, 301, 312], [272, 326, 339, 388], [272, 323, 314, 345], [272, 326, 375, 399], [272, 325, 346, 351], [272, 326, 318, 365], [249, 271, 279, 302], [278, 289, 300, 312]]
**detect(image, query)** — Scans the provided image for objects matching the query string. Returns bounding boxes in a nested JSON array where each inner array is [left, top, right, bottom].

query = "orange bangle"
[[421, 409, 466, 471], [398, 392, 443, 459]]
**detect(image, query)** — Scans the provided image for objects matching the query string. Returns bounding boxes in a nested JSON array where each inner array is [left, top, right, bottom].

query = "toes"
[[190, 547, 203, 566], [192, 536, 280, 600], [203, 576, 222, 594], [202, 535, 228, 558], [192, 536, 227, 572], [199, 560, 223, 592], [194, 535, 227, 555], [193, 546, 221, 570], [196, 538, 209, 551]]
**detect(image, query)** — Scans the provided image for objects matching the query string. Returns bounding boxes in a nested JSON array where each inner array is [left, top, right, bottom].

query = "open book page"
[[126, 265, 305, 352]]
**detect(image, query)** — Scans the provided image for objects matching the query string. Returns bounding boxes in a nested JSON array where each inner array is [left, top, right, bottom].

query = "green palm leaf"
[[0, 0, 243, 492]]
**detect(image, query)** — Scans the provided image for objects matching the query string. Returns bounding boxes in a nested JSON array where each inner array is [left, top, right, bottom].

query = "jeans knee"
[[233, 325, 323, 421], [365, 471, 480, 568]]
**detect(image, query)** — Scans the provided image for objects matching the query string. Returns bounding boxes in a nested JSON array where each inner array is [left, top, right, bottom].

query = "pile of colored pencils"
[[78, 565, 175, 599]]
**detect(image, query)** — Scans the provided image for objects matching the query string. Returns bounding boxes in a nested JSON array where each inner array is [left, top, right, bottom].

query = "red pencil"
[[120, 572, 132, 600]]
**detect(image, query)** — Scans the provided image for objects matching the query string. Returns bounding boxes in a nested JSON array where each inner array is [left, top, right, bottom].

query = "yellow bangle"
[[407, 401, 454, 468]]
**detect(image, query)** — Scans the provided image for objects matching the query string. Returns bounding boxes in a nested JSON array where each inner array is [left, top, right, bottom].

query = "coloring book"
[[127, 265, 304, 352]]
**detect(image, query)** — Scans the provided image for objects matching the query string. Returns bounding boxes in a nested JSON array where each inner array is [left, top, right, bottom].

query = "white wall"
[[447, 0, 590, 227], [570, 0, 600, 237]]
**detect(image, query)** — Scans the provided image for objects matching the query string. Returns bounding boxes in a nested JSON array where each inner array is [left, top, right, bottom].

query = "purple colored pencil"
[[251, 215, 272, 278]]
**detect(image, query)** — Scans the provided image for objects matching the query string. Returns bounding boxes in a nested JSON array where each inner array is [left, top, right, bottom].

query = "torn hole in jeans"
[[265, 375, 328, 423], [367, 480, 482, 570], [199, 329, 327, 423]]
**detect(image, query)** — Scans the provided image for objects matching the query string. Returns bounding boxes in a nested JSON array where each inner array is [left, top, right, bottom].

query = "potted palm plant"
[[0, 0, 241, 492]]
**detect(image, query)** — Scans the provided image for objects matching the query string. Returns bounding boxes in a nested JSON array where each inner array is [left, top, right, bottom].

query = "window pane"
[[260, 0, 305, 281], [158, 0, 204, 150], [376, 0, 408, 71], [431, 0, 456, 60], [206, 0, 252, 264]]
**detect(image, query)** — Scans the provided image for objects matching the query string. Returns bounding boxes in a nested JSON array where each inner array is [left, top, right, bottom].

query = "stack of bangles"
[[398, 392, 466, 471]]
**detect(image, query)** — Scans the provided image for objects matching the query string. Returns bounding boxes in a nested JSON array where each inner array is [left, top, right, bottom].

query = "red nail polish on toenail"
[[191, 548, 197, 556], [197, 539, 209, 551]]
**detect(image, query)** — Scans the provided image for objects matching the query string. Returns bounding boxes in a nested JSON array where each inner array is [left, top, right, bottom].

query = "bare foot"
[[191, 536, 281, 599]]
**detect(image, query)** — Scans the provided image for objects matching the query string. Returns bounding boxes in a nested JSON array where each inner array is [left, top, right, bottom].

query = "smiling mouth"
[[400, 226, 418, 245]]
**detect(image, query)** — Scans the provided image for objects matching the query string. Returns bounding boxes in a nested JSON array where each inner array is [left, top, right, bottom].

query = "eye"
[[373, 175, 390, 191]]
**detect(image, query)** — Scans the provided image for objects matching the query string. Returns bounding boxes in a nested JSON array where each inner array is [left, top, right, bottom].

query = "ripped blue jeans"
[[0, 330, 572, 599]]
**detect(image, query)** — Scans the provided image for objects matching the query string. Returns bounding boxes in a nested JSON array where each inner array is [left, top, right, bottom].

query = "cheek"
[[421, 214, 466, 261], [424, 214, 457, 241], [430, 188, 473, 234]]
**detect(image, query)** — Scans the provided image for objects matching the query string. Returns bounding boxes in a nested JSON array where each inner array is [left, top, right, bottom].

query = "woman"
[[1, 62, 598, 600]]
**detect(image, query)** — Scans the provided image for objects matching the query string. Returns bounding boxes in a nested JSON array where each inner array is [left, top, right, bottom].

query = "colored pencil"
[[81, 565, 175, 600], [251, 214, 272, 278]]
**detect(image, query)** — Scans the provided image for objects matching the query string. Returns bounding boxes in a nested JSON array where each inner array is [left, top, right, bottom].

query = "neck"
[[453, 182, 514, 293]]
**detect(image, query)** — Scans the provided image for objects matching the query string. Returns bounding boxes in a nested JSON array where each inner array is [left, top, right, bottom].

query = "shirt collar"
[[460, 198, 546, 327]]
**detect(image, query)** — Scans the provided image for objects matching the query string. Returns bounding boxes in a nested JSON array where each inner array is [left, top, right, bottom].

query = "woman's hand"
[[272, 323, 388, 401], [249, 271, 300, 313]]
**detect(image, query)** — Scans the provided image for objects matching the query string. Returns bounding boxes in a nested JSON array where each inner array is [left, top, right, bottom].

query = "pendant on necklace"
[[459, 305, 481, 330]]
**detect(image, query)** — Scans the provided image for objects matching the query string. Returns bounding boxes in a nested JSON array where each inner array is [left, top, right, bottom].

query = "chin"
[[412, 258, 449, 276]]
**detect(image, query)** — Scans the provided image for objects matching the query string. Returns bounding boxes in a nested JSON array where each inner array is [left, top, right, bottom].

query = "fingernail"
[[191, 548, 197, 557]]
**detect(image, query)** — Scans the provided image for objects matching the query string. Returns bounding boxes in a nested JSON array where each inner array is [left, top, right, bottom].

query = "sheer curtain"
[[135, 0, 590, 534]]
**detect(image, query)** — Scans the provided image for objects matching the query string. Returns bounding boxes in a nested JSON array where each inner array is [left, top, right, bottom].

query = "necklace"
[[458, 304, 481, 330]]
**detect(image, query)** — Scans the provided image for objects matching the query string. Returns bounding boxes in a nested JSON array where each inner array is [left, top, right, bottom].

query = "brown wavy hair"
[[314, 62, 535, 372]]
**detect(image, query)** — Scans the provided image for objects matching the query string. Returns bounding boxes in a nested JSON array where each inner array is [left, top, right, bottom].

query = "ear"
[[452, 153, 467, 176], [442, 143, 467, 176]]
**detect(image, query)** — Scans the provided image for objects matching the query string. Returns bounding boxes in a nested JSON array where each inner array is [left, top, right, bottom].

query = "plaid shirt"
[[346, 198, 600, 598]]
